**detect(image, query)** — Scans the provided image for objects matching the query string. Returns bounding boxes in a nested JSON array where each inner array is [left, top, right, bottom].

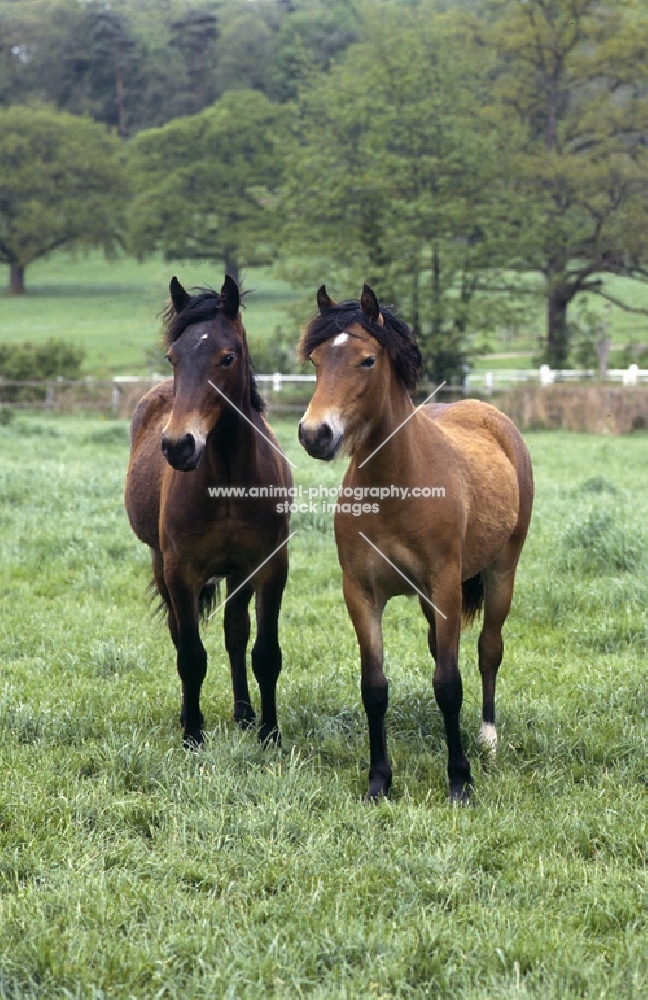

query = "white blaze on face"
[[332, 332, 349, 346]]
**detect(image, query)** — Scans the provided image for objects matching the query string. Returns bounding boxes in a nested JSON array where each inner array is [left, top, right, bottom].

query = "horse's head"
[[298, 284, 420, 461], [161, 274, 252, 471]]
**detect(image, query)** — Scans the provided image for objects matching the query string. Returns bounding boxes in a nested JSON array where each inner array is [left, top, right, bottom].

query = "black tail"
[[462, 572, 484, 626], [198, 578, 221, 622], [148, 576, 221, 623]]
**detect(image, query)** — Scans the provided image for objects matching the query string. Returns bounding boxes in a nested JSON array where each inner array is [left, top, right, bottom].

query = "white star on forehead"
[[332, 332, 349, 346]]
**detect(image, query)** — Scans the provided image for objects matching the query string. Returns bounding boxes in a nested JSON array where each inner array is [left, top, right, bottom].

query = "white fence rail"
[[1, 367, 648, 416]]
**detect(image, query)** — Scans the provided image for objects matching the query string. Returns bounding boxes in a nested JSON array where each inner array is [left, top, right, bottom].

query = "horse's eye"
[[165, 353, 172, 365], [360, 356, 376, 369], [220, 354, 235, 367]]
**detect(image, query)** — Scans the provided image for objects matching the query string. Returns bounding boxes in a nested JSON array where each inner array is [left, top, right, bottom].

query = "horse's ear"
[[221, 274, 240, 320], [169, 276, 190, 313], [317, 284, 333, 311], [360, 283, 380, 323]]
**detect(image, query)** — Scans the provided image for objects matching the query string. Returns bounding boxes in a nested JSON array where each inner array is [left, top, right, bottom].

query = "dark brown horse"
[[298, 284, 533, 802], [125, 275, 292, 746]]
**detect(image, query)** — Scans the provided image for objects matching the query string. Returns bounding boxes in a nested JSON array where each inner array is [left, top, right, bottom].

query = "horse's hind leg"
[[251, 555, 288, 745], [152, 549, 179, 648], [422, 571, 472, 803], [224, 579, 256, 729], [477, 551, 520, 751]]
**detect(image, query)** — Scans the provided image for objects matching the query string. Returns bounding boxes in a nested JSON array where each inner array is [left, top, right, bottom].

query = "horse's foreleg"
[[251, 555, 288, 745], [427, 572, 472, 803], [165, 558, 206, 746], [343, 576, 390, 800], [224, 579, 255, 729]]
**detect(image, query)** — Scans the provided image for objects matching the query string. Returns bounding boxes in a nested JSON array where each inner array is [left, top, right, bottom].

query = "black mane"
[[163, 288, 264, 413], [300, 299, 421, 393]]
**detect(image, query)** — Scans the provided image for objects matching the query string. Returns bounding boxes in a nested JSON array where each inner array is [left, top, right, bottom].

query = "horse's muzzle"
[[161, 432, 203, 471], [298, 420, 341, 461]]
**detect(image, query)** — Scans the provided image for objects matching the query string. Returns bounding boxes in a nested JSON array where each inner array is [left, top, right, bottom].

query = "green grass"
[[0, 254, 299, 378], [2, 255, 648, 378], [0, 414, 646, 997]]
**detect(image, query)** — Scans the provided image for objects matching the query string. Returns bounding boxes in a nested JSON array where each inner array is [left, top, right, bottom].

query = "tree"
[[128, 89, 289, 284], [0, 105, 127, 293], [265, 0, 359, 102], [86, 3, 136, 139], [281, 3, 523, 382], [484, 0, 648, 367], [212, 3, 277, 98], [169, 6, 219, 115]]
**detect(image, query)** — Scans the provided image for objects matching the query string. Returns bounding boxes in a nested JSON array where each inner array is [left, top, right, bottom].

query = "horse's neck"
[[352, 385, 437, 484], [206, 406, 259, 483]]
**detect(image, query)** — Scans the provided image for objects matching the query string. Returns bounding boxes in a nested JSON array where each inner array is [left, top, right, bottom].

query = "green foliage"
[[281, 2, 526, 383], [265, 0, 359, 102], [128, 90, 290, 281], [483, 0, 648, 366], [0, 104, 127, 291], [568, 306, 607, 371], [0, 338, 84, 381], [0, 337, 85, 402]]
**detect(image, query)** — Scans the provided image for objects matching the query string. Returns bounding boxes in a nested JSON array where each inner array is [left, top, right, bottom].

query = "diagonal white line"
[[357, 381, 446, 469], [208, 531, 297, 620], [208, 380, 298, 469], [358, 531, 447, 619]]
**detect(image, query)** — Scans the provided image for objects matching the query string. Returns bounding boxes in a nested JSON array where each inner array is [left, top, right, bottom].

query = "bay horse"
[[125, 275, 292, 746], [298, 284, 533, 802]]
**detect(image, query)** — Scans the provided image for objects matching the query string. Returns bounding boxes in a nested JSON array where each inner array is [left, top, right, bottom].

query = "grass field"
[[0, 411, 646, 997], [2, 255, 648, 377], [0, 255, 300, 377]]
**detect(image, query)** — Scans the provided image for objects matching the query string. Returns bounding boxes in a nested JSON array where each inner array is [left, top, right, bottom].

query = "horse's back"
[[125, 380, 174, 550]]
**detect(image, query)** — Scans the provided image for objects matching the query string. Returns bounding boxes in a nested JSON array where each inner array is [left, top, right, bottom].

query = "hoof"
[[182, 728, 204, 750], [258, 724, 281, 747], [365, 767, 392, 802], [449, 780, 472, 805], [234, 701, 256, 729]]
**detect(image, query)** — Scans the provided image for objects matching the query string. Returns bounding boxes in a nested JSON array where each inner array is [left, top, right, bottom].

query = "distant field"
[[1, 254, 648, 376], [0, 254, 299, 377], [0, 414, 646, 997]]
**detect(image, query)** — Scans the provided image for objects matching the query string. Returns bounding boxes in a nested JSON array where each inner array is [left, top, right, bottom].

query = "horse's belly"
[[125, 444, 165, 550]]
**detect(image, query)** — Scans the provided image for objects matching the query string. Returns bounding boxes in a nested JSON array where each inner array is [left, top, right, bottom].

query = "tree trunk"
[[224, 251, 240, 287], [546, 285, 570, 369], [9, 264, 25, 295]]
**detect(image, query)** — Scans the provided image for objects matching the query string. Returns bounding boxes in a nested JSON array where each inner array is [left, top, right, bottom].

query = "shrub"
[[0, 339, 85, 403]]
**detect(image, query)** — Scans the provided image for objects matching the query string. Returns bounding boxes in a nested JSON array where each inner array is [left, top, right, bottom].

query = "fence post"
[[539, 364, 553, 386], [111, 381, 121, 417], [45, 382, 54, 410]]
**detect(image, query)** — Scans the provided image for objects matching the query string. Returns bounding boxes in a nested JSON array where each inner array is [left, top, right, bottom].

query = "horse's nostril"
[[298, 421, 305, 444], [179, 433, 195, 460], [318, 423, 333, 444]]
